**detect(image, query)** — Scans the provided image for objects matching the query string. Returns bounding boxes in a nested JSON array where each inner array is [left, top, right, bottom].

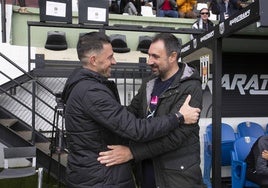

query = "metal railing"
[[0, 51, 57, 143], [0, 51, 152, 142]]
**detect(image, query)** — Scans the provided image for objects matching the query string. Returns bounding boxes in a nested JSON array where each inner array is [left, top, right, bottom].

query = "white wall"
[[0, 43, 36, 85], [0, 4, 12, 43]]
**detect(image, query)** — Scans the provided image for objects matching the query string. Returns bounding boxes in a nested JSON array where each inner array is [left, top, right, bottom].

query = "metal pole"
[[211, 38, 223, 188], [31, 80, 36, 144], [1, 0, 6, 42]]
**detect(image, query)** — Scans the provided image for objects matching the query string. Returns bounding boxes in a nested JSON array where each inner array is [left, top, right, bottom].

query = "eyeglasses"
[[200, 12, 209, 15]]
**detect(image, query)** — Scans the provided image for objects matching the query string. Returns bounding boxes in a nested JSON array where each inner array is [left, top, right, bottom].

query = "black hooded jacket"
[[128, 63, 205, 188]]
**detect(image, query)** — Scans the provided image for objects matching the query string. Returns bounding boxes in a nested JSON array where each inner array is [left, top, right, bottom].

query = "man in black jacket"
[[245, 135, 268, 187], [62, 32, 201, 188], [209, 0, 243, 22], [98, 33, 205, 188]]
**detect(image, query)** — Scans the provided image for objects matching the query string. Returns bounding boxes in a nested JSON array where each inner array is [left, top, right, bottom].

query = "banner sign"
[[201, 53, 268, 118]]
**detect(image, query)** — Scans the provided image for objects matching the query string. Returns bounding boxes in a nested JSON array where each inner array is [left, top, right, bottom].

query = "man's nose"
[[147, 56, 153, 65]]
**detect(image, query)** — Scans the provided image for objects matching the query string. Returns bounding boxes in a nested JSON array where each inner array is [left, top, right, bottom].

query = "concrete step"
[[0, 118, 18, 128], [16, 130, 32, 141], [52, 152, 68, 167], [36, 142, 68, 167], [35, 142, 51, 155]]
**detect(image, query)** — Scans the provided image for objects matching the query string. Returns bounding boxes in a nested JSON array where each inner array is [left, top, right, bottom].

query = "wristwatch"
[[175, 112, 185, 124]]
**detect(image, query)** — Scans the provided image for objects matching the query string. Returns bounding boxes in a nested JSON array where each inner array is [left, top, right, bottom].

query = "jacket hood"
[[178, 62, 202, 83], [61, 67, 107, 104]]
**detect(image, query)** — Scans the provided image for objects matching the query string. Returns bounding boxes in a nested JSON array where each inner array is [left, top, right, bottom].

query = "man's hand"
[[179, 95, 201, 124], [262, 150, 268, 160], [97, 145, 133, 166]]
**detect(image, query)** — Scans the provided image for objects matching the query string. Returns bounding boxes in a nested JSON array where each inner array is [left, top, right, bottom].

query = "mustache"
[[150, 64, 158, 68]]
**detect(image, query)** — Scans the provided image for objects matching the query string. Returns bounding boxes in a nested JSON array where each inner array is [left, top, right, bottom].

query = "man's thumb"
[[184, 95, 191, 106]]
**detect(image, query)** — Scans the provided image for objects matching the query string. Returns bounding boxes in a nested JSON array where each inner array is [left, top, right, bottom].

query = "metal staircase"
[[0, 52, 68, 185]]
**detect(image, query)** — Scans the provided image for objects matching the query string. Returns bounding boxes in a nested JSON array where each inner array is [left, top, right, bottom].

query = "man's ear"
[[170, 51, 178, 62], [89, 55, 96, 66]]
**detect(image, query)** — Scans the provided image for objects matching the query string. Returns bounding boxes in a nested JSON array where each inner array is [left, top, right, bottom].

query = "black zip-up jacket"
[[245, 135, 268, 186], [61, 67, 181, 188], [128, 63, 205, 188], [246, 135, 268, 175]]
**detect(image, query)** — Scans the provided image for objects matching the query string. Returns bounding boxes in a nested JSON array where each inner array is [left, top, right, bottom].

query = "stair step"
[[52, 153, 68, 166], [36, 142, 51, 154], [16, 130, 32, 141], [0, 118, 18, 127], [35, 142, 68, 166]]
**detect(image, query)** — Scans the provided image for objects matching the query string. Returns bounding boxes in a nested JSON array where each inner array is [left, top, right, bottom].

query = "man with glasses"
[[190, 7, 215, 40]]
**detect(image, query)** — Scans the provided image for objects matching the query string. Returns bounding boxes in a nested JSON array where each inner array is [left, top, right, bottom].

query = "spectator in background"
[[157, 0, 179, 18], [120, 0, 143, 15], [147, 0, 157, 13], [18, 0, 25, 7], [245, 135, 268, 187], [209, 0, 243, 22], [190, 7, 215, 40], [109, 0, 120, 14], [177, 0, 198, 18], [17, 0, 29, 13]]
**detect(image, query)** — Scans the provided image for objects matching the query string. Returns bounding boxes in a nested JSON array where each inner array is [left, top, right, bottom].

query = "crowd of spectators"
[[7, 0, 251, 20], [109, 0, 251, 24], [7, 0, 252, 40]]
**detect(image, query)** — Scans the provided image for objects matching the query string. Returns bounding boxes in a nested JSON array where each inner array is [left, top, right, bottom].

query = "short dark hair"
[[77, 32, 111, 62], [152, 33, 182, 60]]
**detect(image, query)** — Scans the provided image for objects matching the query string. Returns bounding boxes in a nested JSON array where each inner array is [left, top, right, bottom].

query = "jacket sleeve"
[[256, 156, 268, 175], [209, 0, 220, 15], [82, 84, 179, 142], [130, 80, 203, 161], [157, 0, 165, 8], [169, 0, 177, 8], [130, 125, 199, 161], [255, 136, 268, 175]]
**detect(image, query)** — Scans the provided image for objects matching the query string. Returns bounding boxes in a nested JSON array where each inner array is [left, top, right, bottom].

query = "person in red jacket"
[[157, 0, 179, 17]]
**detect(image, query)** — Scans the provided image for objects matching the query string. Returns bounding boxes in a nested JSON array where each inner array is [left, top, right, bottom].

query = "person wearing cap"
[[190, 7, 215, 40]]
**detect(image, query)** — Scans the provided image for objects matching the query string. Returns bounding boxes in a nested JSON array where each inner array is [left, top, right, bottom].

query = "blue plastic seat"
[[237, 121, 265, 139], [231, 136, 259, 188], [203, 123, 237, 188]]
